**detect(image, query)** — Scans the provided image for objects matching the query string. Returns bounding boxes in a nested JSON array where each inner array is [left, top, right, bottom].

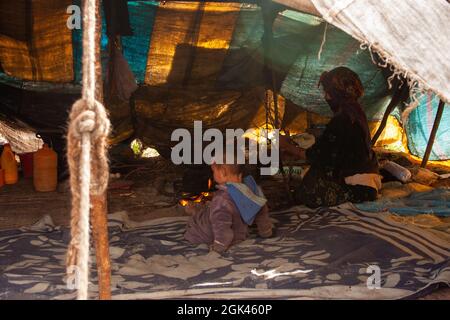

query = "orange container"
[[33, 144, 58, 192], [1, 144, 18, 184]]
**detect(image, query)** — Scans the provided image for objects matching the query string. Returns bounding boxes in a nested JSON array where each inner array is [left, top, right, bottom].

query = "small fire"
[[179, 192, 211, 207], [179, 199, 189, 207], [179, 178, 214, 207]]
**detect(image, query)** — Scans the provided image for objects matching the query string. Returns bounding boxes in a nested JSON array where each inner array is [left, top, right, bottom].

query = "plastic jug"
[[33, 144, 58, 192], [1, 144, 18, 184]]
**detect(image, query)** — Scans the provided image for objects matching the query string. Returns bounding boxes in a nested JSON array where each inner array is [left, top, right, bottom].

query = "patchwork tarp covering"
[[0, 1, 448, 160], [0, 1, 390, 117], [0, 206, 449, 299]]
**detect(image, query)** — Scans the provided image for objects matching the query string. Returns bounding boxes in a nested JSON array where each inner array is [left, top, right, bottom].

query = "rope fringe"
[[358, 40, 428, 125], [317, 22, 328, 61]]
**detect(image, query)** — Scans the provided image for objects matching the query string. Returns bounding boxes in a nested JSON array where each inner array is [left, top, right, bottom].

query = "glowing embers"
[[179, 191, 213, 207], [178, 177, 214, 207]]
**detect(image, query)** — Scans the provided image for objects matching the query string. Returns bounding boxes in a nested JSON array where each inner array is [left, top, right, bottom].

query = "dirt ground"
[[0, 156, 449, 300], [0, 157, 186, 229]]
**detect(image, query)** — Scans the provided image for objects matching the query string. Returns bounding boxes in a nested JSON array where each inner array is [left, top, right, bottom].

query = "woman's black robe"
[[296, 111, 379, 208]]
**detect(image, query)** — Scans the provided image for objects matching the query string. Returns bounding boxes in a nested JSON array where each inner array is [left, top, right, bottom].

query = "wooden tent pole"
[[91, 194, 111, 299], [90, 0, 111, 300], [421, 99, 445, 168]]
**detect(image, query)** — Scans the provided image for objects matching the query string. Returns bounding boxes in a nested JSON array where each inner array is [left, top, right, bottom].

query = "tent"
[[0, 0, 448, 163], [0, 0, 449, 301]]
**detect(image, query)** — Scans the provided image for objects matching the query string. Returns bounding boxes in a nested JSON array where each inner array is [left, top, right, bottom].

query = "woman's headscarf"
[[319, 66, 371, 153]]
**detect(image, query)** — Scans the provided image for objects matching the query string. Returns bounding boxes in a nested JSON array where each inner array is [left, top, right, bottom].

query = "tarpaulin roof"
[[0, 1, 448, 160], [0, 1, 391, 117], [275, 0, 450, 104]]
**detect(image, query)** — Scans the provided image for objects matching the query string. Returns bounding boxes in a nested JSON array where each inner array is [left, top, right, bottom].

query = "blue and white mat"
[[0, 205, 449, 300]]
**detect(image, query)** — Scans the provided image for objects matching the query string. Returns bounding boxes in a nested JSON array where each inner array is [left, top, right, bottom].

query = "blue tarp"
[[122, 1, 158, 82]]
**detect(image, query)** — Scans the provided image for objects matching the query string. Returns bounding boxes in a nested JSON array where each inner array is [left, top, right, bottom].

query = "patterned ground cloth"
[[0, 205, 449, 300]]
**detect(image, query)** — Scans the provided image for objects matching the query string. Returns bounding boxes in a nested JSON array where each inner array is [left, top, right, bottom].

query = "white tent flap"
[[276, 0, 450, 103]]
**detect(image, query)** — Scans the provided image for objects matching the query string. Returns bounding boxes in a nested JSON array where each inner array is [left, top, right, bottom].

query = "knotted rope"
[[66, 0, 110, 300]]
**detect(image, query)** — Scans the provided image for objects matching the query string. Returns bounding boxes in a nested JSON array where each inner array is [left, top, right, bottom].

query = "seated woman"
[[281, 66, 381, 208]]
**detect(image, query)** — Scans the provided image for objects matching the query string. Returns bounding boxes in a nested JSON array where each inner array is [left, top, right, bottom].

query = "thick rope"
[[66, 0, 110, 300]]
